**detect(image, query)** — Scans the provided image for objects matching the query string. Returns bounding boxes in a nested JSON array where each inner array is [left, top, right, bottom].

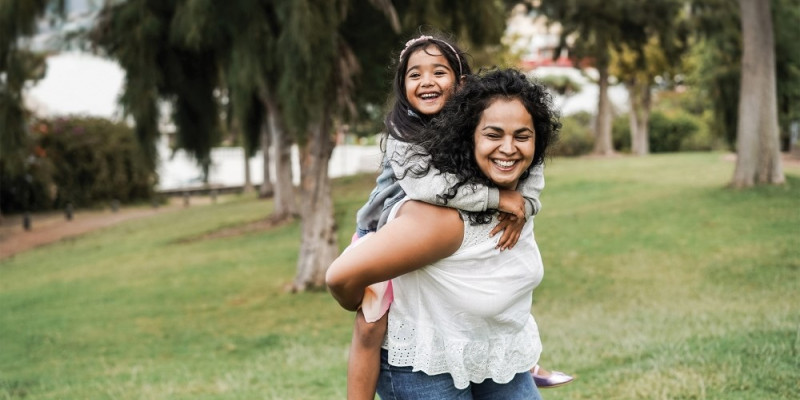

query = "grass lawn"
[[1, 152, 799, 399]]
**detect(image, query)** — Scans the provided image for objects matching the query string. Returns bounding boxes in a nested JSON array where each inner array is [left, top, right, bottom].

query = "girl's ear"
[[458, 75, 467, 86]]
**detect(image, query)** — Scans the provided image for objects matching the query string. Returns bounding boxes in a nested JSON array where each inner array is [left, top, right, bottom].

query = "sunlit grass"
[[1, 153, 798, 399]]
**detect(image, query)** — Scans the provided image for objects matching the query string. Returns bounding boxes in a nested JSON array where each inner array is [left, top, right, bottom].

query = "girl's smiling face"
[[473, 98, 536, 190], [404, 45, 457, 116]]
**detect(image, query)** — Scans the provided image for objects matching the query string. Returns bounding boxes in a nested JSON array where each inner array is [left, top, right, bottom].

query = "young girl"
[[346, 35, 569, 399]]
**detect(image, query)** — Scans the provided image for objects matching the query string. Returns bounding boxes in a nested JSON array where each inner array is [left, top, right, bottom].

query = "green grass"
[[1, 152, 799, 399]]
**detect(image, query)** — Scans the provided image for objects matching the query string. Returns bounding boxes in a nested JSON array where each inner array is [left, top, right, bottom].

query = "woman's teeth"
[[494, 160, 515, 168]]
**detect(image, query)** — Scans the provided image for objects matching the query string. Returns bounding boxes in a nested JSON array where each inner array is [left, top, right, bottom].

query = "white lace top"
[[383, 197, 544, 389]]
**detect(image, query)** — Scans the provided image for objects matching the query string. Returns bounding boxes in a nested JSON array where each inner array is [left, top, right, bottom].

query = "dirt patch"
[[0, 203, 186, 261]]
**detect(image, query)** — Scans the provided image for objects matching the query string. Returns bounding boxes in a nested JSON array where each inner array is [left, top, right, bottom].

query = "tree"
[[611, 37, 684, 155], [258, 119, 274, 198], [609, 2, 687, 156], [277, 0, 355, 291], [535, 0, 618, 155], [285, 0, 510, 291], [1, 0, 64, 220], [1, 0, 60, 158], [689, 0, 800, 153], [536, 0, 686, 156], [92, 1, 221, 173], [731, 0, 784, 187]]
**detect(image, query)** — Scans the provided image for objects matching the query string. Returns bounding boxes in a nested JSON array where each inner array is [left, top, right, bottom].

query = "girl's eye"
[[407, 72, 420, 79]]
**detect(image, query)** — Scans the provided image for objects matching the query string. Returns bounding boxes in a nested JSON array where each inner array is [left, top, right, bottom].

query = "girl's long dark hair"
[[405, 68, 561, 225]]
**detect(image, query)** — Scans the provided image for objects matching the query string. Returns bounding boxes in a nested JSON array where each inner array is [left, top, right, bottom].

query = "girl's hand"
[[491, 212, 525, 250], [498, 190, 525, 220]]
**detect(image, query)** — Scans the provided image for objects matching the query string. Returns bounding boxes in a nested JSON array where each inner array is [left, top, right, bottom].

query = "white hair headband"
[[398, 35, 463, 77]]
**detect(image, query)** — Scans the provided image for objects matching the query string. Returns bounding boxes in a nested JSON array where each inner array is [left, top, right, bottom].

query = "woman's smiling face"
[[404, 45, 457, 116], [473, 98, 535, 190]]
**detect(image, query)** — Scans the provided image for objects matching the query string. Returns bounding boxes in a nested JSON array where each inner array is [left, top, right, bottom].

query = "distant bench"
[[157, 185, 246, 197]]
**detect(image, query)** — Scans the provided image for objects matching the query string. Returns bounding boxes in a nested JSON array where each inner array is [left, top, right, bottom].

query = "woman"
[[327, 69, 560, 399]]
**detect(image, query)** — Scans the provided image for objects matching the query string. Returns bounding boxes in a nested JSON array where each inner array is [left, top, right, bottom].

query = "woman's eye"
[[516, 134, 532, 141]]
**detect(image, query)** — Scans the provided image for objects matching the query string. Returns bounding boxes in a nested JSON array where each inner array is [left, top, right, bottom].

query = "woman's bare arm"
[[326, 201, 464, 311]]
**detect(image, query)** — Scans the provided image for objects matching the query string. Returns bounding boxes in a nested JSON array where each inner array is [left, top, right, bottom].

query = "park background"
[[1, 0, 799, 399]]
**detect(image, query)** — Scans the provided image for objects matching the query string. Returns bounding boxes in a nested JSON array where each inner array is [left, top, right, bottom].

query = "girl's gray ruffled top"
[[356, 136, 544, 233]]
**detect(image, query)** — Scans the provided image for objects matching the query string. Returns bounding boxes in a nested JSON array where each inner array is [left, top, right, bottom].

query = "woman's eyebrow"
[[480, 125, 504, 132], [480, 125, 534, 133]]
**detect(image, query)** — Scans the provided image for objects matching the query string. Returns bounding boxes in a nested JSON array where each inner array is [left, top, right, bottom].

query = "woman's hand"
[[491, 212, 526, 250]]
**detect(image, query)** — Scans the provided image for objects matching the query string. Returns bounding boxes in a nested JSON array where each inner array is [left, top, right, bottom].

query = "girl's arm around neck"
[[326, 200, 464, 311], [518, 163, 544, 216], [387, 138, 496, 212]]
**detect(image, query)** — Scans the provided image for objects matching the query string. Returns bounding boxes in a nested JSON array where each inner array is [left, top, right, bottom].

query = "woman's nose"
[[499, 136, 515, 154]]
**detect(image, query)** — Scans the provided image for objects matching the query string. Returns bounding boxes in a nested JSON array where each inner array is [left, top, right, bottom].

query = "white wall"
[[156, 141, 382, 190]]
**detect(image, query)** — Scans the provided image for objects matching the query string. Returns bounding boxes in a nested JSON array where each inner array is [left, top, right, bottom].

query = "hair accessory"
[[399, 35, 462, 77]]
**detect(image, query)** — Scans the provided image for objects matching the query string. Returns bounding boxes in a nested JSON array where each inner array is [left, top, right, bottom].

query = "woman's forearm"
[[326, 200, 464, 312]]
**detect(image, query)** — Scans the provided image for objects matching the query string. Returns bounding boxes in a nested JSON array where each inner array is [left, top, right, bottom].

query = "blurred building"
[[504, 4, 575, 70]]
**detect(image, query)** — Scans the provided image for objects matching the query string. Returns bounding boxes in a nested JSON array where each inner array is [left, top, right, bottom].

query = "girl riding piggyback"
[[344, 34, 563, 400]]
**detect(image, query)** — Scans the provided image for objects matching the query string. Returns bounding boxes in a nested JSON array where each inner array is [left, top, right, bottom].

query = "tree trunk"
[[627, 79, 651, 155], [593, 64, 615, 155], [293, 114, 338, 292], [732, 0, 784, 187], [243, 148, 254, 194], [259, 117, 274, 198], [265, 94, 298, 219]]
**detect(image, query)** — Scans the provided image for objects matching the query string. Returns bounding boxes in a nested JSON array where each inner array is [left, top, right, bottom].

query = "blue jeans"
[[376, 349, 543, 400]]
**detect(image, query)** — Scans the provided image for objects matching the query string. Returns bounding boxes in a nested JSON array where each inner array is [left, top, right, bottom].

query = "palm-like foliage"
[[0, 0, 63, 159]]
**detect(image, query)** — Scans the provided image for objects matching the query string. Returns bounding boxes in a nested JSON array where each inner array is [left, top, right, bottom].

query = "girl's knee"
[[354, 312, 388, 347]]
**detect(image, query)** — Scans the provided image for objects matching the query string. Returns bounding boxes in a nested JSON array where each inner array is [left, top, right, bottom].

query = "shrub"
[[551, 111, 594, 157], [611, 110, 707, 153], [649, 111, 699, 153], [2, 117, 156, 213], [0, 150, 55, 213], [29, 117, 153, 209], [612, 114, 631, 152]]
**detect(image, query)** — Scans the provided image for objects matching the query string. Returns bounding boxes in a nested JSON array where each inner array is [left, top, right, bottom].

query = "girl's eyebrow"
[[406, 63, 452, 74]]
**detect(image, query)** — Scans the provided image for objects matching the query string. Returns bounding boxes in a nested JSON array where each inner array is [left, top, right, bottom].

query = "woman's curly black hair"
[[404, 68, 561, 225]]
